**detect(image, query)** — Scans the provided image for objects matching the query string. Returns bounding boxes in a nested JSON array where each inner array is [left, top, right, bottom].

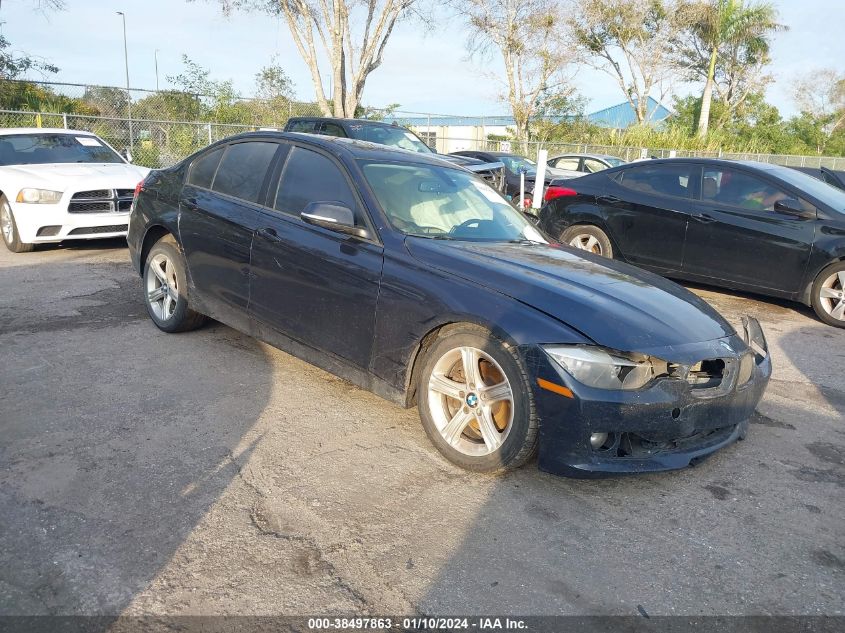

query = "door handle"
[[597, 195, 620, 204], [182, 197, 198, 211], [256, 227, 283, 242], [692, 213, 717, 224]]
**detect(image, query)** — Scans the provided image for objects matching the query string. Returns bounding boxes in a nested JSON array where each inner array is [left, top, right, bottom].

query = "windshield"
[[347, 123, 433, 154], [769, 165, 845, 213], [498, 155, 536, 175], [361, 161, 548, 243], [0, 133, 124, 166]]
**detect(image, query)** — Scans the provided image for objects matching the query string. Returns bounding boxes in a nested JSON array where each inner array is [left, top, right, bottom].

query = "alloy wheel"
[[427, 346, 514, 457], [146, 253, 179, 321], [0, 200, 13, 244], [818, 270, 845, 322], [569, 233, 603, 255]]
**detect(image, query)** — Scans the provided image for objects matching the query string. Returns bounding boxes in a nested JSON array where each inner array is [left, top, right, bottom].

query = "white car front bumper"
[[11, 196, 131, 244]]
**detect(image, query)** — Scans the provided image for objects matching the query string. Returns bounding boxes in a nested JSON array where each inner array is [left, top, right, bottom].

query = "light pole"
[[116, 11, 134, 154], [154, 49, 160, 92]]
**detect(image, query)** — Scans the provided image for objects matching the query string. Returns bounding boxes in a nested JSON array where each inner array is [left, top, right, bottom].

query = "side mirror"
[[121, 149, 133, 163], [301, 202, 369, 239], [774, 198, 814, 218]]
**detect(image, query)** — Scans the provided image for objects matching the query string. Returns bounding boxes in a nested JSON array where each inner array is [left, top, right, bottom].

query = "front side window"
[[275, 146, 362, 224], [617, 164, 693, 199], [0, 133, 123, 166], [361, 161, 547, 243], [701, 167, 814, 213], [211, 142, 278, 203], [584, 158, 609, 173]]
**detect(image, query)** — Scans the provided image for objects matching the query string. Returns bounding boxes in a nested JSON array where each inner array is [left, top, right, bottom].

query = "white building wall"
[[409, 124, 511, 153]]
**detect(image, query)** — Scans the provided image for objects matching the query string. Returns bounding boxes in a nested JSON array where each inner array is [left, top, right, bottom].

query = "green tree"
[[678, 0, 784, 138], [569, 0, 694, 126]]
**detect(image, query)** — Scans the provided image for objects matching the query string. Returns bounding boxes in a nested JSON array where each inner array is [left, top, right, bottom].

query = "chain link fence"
[[1, 79, 843, 171]]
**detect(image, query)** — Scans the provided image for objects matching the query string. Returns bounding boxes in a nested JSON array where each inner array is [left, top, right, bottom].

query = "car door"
[[249, 144, 383, 369], [178, 140, 281, 331], [684, 165, 816, 293], [603, 163, 698, 272]]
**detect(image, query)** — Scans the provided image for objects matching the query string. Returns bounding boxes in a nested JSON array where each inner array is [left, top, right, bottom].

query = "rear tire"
[[811, 261, 845, 328], [143, 235, 206, 333], [1, 195, 34, 253], [417, 325, 538, 472], [561, 224, 613, 258]]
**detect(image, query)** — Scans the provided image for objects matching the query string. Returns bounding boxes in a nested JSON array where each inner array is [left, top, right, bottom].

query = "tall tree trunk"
[[697, 47, 718, 138]]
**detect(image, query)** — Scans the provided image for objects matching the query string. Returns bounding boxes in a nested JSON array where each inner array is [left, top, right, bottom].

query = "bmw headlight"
[[544, 345, 665, 390], [16, 188, 63, 204]]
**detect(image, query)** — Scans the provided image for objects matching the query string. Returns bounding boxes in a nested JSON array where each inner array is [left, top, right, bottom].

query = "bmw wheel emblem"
[[466, 393, 479, 407]]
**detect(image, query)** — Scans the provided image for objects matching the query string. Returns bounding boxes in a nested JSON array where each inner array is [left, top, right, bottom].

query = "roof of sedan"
[[232, 130, 457, 167], [0, 127, 98, 136], [621, 156, 787, 171], [550, 153, 622, 161]]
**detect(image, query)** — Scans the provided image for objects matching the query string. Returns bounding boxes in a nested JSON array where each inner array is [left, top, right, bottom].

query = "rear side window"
[[617, 164, 693, 199], [274, 146, 361, 224], [187, 147, 224, 189], [212, 142, 278, 203], [553, 157, 580, 171]]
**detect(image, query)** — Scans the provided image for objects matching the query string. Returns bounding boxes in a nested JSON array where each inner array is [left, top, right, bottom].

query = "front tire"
[[1, 195, 34, 253], [811, 262, 845, 328], [417, 325, 538, 472], [561, 225, 613, 258], [143, 235, 206, 333]]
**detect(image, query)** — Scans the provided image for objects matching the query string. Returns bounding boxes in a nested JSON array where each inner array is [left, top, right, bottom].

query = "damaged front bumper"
[[529, 317, 772, 478]]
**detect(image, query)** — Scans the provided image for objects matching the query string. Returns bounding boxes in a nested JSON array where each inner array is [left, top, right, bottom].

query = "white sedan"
[[0, 128, 149, 253]]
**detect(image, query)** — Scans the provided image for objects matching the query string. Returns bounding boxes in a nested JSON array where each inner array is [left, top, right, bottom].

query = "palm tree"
[[692, 0, 783, 137]]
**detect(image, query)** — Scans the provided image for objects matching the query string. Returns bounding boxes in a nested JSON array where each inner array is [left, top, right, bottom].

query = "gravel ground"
[[0, 239, 842, 619]]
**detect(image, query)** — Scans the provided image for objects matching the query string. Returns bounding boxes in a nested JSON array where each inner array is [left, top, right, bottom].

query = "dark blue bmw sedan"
[[127, 132, 771, 477]]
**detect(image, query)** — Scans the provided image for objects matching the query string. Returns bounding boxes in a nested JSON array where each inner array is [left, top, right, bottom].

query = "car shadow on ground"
[[0, 254, 275, 628], [32, 237, 129, 253]]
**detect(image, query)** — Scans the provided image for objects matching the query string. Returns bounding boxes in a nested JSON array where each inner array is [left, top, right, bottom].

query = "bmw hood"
[[405, 238, 735, 353]]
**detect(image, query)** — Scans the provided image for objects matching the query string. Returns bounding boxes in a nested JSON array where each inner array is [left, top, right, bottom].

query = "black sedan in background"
[[450, 150, 578, 207], [129, 134, 770, 477], [540, 159, 845, 328]]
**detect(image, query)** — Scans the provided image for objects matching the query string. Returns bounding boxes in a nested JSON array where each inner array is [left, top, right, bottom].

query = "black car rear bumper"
[[527, 320, 772, 478]]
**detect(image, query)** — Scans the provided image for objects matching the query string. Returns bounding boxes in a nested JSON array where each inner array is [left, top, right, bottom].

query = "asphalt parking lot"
[[0, 239, 842, 618]]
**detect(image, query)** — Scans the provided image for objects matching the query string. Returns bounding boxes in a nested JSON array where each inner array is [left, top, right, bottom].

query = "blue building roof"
[[386, 97, 672, 130], [588, 97, 672, 129]]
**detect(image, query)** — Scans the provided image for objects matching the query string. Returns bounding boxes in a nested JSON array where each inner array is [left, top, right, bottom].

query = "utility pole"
[[117, 11, 134, 153], [154, 49, 160, 92]]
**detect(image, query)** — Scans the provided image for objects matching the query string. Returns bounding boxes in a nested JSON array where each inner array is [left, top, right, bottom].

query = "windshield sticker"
[[76, 136, 102, 147]]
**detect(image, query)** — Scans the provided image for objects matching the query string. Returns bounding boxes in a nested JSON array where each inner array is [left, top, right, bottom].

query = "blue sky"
[[2, 0, 842, 117]]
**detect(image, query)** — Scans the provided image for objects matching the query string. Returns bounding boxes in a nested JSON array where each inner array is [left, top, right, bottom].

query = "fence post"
[[207, 123, 212, 144], [62, 113, 68, 129]]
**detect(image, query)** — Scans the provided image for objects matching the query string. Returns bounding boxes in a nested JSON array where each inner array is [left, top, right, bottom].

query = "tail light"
[[133, 181, 144, 198], [544, 186, 578, 202]]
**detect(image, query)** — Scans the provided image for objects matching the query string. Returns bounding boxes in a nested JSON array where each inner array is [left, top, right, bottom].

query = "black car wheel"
[[811, 262, 845, 328], [0, 195, 34, 253], [561, 225, 613, 258], [143, 235, 206, 333], [417, 325, 538, 472]]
